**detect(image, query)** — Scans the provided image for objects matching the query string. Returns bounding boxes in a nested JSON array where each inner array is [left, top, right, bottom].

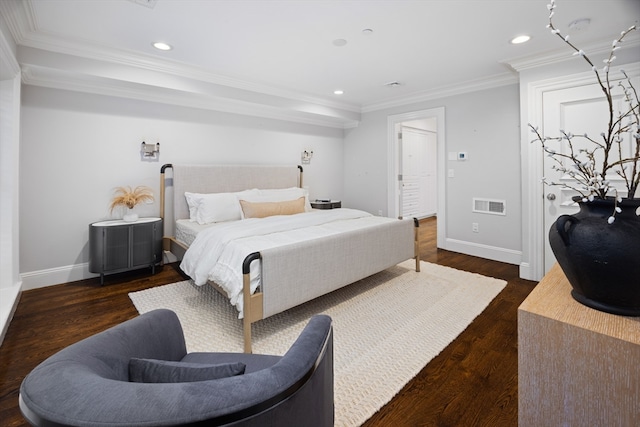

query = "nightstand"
[[311, 200, 342, 209], [89, 217, 163, 285]]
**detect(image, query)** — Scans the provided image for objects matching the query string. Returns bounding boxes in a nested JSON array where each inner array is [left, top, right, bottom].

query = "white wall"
[[19, 86, 345, 289], [344, 84, 522, 264]]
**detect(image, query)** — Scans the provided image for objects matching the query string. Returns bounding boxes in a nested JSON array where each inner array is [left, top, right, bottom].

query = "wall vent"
[[473, 198, 506, 215]]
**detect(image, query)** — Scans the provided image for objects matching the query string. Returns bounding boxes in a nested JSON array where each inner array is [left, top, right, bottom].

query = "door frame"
[[387, 107, 446, 248], [522, 62, 639, 281]]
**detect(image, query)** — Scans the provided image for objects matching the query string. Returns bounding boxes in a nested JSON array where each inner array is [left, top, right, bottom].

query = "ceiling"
[[2, 0, 639, 127]]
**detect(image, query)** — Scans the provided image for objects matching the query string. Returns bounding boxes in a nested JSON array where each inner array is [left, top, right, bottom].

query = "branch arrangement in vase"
[[109, 186, 154, 215], [528, 0, 639, 223]]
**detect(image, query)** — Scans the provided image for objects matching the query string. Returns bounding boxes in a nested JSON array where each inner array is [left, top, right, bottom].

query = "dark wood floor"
[[0, 217, 537, 426]]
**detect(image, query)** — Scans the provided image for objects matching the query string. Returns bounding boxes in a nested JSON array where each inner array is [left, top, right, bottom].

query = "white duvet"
[[180, 208, 384, 318]]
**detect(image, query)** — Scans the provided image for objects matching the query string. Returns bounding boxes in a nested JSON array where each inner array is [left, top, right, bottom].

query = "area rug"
[[129, 259, 506, 426]]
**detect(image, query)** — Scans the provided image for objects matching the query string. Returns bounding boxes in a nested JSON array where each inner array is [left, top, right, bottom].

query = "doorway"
[[387, 107, 446, 249]]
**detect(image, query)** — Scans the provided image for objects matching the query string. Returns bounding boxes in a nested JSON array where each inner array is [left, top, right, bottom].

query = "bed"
[[160, 164, 420, 352]]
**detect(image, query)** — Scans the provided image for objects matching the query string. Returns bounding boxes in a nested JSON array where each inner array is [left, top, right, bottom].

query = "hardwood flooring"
[[0, 217, 537, 426]]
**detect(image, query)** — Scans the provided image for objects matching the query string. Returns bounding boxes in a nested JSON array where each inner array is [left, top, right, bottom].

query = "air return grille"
[[473, 198, 506, 215]]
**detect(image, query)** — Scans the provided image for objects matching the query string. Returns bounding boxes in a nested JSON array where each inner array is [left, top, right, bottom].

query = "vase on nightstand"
[[122, 209, 139, 222]]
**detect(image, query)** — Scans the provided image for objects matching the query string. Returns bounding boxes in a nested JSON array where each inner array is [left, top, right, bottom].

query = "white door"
[[542, 80, 636, 273], [400, 128, 420, 218], [399, 127, 438, 219]]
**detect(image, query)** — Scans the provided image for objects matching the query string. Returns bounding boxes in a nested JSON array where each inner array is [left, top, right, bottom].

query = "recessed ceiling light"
[[334, 90, 344, 95], [510, 35, 531, 44], [152, 42, 172, 51], [362, 29, 373, 35], [332, 39, 348, 47]]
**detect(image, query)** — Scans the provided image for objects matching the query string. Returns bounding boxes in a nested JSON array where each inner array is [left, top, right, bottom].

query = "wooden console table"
[[518, 263, 640, 426]]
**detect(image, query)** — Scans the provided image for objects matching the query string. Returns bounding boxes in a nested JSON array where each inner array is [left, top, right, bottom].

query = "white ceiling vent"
[[473, 198, 506, 216]]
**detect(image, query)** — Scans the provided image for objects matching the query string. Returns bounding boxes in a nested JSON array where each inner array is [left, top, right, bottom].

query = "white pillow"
[[196, 193, 242, 224], [240, 187, 311, 212], [184, 190, 258, 224], [184, 192, 202, 222]]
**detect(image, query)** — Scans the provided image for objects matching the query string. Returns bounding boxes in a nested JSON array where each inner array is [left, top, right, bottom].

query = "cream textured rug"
[[129, 259, 506, 426]]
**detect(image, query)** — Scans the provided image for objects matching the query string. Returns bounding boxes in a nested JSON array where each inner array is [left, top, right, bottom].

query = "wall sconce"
[[141, 141, 160, 161], [301, 149, 314, 165]]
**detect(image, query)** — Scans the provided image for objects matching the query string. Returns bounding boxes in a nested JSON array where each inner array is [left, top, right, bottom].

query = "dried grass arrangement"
[[109, 186, 154, 213]]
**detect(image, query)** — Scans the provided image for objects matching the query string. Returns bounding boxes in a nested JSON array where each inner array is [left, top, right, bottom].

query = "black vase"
[[549, 197, 640, 316]]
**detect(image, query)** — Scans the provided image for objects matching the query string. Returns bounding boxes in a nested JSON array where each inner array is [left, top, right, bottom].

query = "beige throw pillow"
[[240, 197, 306, 219]]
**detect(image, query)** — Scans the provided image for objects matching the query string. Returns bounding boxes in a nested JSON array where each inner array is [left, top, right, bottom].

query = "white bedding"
[[179, 208, 396, 318]]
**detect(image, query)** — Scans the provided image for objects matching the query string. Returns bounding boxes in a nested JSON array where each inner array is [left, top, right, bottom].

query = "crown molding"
[[16, 44, 361, 128], [21, 64, 359, 129], [362, 72, 518, 113], [0, 0, 32, 45], [502, 35, 640, 72], [24, 33, 362, 114]]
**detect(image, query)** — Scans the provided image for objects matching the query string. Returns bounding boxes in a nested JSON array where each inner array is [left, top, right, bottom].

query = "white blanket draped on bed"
[[180, 208, 386, 317]]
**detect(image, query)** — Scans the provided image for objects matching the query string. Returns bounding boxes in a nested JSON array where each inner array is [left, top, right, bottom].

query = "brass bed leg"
[[243, 271, 252, 354], [413, 218, 421, 272]]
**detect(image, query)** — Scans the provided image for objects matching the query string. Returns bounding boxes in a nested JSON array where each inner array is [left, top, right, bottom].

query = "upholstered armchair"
[[19, 309, 334, 426]]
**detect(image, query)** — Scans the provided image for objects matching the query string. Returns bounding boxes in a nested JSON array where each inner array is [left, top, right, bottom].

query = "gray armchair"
[[19, 309, 334, 426]]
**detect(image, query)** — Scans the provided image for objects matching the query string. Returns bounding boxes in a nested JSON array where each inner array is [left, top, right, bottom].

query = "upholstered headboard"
[[160, 164, 302, 236]]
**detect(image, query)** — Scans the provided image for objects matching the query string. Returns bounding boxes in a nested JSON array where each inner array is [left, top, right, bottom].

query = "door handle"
[[546, 193, 556, 201]]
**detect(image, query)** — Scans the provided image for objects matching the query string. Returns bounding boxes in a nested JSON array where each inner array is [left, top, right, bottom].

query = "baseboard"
[[442, 238, 522, 265], [519, 262, 536, 281], [20, 251, 178, 291], [0, 283, 22, 347], [20, 263, 96, 291]]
